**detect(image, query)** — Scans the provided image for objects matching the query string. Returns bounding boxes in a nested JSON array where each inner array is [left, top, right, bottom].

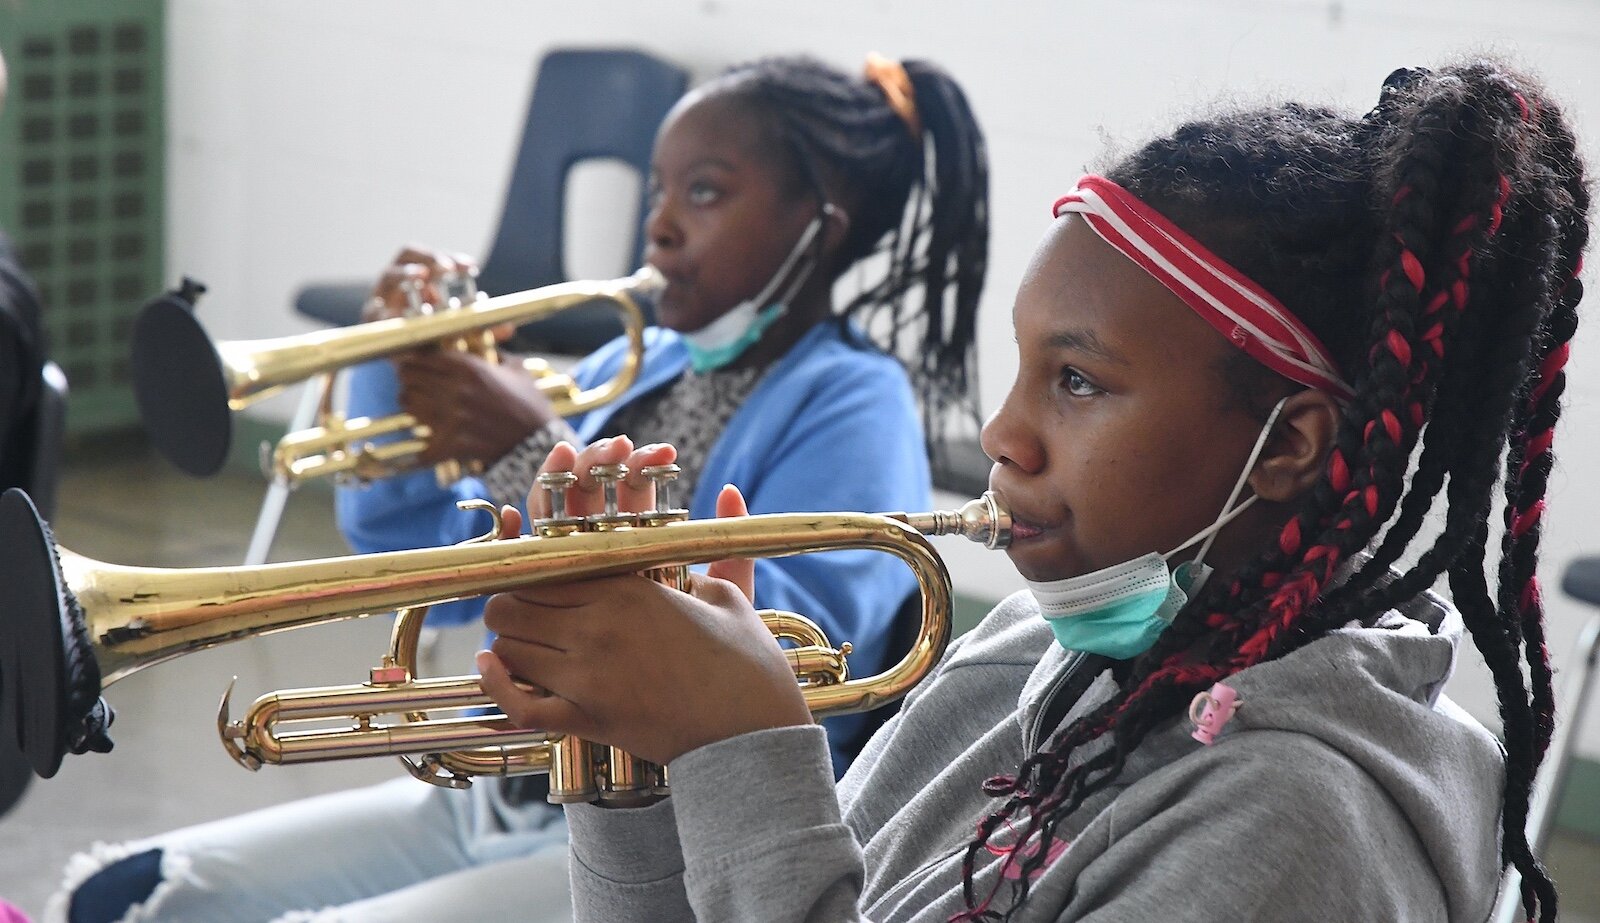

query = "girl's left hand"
[[475, 443, 813, 767], [396, 350, 560, 466]]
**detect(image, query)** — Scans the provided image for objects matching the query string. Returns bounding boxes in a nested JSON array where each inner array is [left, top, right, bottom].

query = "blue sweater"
[[336, 321, 933, 774]]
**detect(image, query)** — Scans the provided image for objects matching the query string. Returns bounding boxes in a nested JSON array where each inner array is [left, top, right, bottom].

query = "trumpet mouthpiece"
[[629, 264, 667, 294], [900, 492, 1011, 550]]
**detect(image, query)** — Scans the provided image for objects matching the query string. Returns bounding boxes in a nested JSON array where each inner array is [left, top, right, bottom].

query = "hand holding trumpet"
[[366, 244, 563, 468], [475, 436, 815, 767]]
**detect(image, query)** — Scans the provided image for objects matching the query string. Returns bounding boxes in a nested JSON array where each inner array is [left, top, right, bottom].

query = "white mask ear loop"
[[741, 203, 834, 313], [1165, 396, 1290, 564]]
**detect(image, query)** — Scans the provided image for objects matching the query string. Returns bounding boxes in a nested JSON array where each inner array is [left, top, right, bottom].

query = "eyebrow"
[[1041, 327, 1130, 365], [681, 157, 738, 173], [650, 158, 737, 186]]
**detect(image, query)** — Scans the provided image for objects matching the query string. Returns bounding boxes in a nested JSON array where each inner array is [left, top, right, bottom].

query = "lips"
[[653, 277, 691, 321], [1009, 518, 1047, 542], [987, 489, 1056, 544]]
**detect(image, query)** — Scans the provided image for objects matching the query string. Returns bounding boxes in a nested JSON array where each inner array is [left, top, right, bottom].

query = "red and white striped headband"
[[1053, 175, 1355, 401]]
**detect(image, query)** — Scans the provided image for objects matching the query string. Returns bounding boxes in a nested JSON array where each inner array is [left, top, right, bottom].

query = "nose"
[[980, 386, 1044, 477], [643, 195, 682, 265]]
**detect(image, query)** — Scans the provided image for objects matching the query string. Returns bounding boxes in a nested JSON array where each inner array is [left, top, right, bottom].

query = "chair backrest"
[[292, 49, 687, 337], [23, 361, 67, 520], [480, 48, 688, 354]]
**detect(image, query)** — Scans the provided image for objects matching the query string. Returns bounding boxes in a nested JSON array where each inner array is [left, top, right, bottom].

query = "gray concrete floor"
[[2, 441, 1598, 920]]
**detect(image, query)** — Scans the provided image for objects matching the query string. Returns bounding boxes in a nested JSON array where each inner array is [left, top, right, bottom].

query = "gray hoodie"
[[565, 589, 1506, 922]]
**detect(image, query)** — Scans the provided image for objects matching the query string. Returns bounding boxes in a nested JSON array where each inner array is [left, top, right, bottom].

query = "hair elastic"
[[863, 52, 923, 140]]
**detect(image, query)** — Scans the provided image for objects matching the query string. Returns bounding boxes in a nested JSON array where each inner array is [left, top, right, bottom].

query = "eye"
[[1060, 367, 1103, 398], [687, 181, 721, 206]]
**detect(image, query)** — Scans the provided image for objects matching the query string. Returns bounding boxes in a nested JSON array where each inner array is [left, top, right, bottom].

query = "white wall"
[[165, 0, 1600, 757]]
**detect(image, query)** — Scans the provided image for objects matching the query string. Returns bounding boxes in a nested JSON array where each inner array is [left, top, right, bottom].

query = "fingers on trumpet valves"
[[529, 438, 681, 522], [363, 263, 426, 321], [367, 245, 482, 320]]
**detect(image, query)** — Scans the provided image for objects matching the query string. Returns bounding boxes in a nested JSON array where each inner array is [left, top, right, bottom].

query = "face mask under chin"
[[681, 208, 830, 373], [1028, 397, 1289, 659]]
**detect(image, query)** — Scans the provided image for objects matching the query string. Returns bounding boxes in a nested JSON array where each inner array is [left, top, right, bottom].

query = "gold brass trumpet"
[[0, 477, 1008, 805], [129, 268, 660, 484]]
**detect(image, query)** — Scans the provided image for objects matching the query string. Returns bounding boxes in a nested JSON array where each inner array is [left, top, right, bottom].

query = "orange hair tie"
[[863, 52, 923, 140]]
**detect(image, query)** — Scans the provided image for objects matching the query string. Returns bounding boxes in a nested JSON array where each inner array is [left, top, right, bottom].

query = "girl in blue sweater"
[[56, 54, 989, 923]]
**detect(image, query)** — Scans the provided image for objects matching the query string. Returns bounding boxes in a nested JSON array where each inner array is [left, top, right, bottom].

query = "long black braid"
[[955, 60, 1588, 923], [709, 55, 991, 461]]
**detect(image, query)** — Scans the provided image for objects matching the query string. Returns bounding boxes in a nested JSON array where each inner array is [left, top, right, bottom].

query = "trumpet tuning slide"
[[130, 280, 233, 478]]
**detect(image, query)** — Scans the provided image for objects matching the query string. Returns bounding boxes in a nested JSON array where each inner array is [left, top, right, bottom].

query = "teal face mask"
[[681, 207, 831, 374], [1030, 557, 1210, 659], [684, 302, 789, 373], [1028, 398, 1288, 659]]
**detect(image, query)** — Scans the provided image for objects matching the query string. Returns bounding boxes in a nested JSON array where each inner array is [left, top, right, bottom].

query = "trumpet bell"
[[131, 280, 234, 478], [0, 488, 99, 778], [130, 268, 661, 485]]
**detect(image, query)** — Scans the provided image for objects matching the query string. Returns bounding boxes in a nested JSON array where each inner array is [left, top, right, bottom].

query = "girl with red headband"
[[479, 60, 1589, 922]]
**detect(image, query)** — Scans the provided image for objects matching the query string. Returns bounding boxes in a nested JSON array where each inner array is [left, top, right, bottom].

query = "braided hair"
[[955, 60, 1588, 923], [706, 55, 991, 460]]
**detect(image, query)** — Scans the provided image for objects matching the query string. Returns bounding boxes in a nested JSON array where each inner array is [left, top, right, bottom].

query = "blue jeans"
[[50, 777, 572, 923]]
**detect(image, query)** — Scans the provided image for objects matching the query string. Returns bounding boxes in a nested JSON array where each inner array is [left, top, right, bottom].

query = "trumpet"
[[129, 267, 660, 485], [0, 474, 1008, 806]]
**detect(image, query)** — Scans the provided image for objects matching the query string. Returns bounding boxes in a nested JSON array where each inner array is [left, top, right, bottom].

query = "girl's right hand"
[[476, 437, 804, 767]]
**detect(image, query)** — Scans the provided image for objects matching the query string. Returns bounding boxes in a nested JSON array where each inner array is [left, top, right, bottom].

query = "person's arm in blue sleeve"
[[334, 359, 522, 626], [729, 356, 932, 774], [741, 356, 930, 657]]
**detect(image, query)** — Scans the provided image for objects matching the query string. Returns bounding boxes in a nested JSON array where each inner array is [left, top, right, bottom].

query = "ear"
[[1248, 390, 1341, 503], [818, 202, 852, 258]]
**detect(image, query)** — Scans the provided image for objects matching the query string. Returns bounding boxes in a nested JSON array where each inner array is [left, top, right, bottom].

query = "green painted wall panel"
[[0, 0, 165, 433]]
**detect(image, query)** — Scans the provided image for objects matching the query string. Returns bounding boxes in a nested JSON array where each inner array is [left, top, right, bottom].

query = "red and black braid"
[[954, 61, 1589, 923], [1497, 96, 1590, 756]]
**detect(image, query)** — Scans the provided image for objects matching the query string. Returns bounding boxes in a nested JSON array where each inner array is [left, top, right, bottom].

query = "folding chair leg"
[[244, 379, 324, 566]]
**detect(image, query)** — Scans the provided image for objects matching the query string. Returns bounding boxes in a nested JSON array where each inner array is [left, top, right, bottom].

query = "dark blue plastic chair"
[[295, 48, 687, 354]]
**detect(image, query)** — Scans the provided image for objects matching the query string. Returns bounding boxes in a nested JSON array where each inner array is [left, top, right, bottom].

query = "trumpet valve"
[[442, 266, 482, 308], [639, 464, 684, 515], [639, 464, 688, 529], [547, 735, 599, 804], [400, 276, 428, 315], [533, 471, 583, 537], [586, 463, 637, 531], [599, 746, 663, 808]]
